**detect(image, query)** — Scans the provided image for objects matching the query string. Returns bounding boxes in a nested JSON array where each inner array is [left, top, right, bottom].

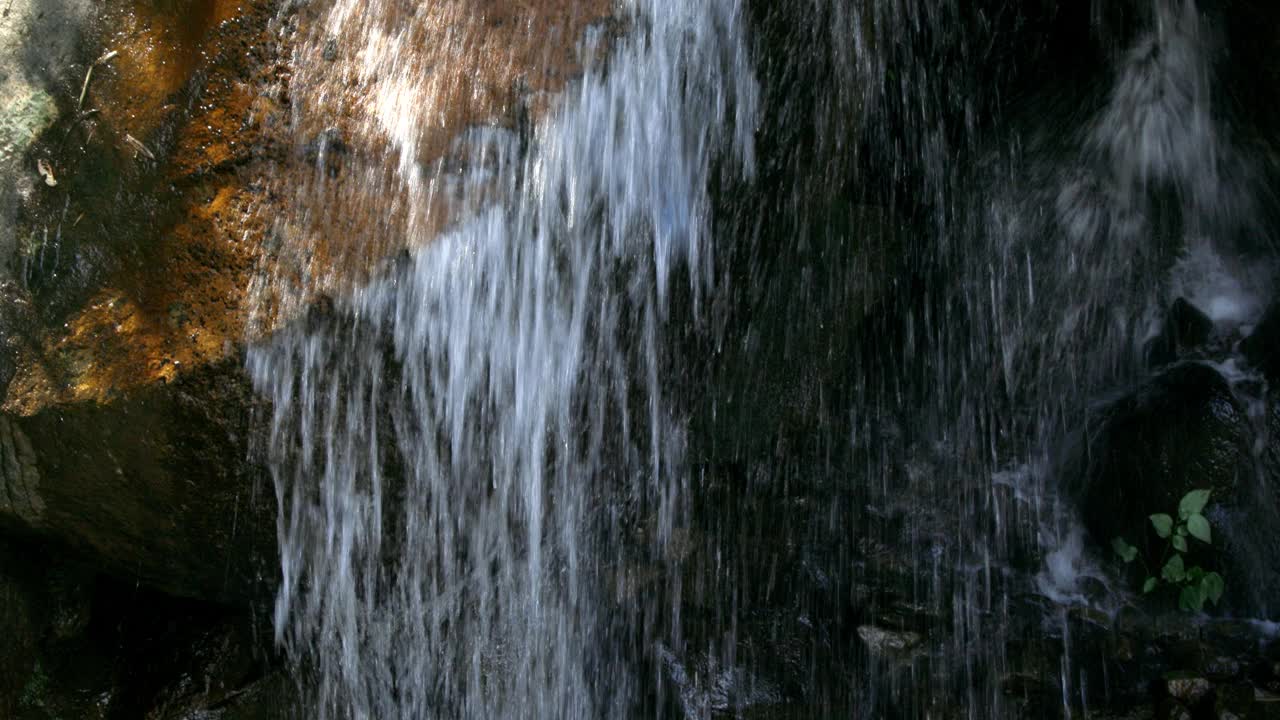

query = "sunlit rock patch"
[[252, 0, 619, 333], [4, 184, 263, 411]]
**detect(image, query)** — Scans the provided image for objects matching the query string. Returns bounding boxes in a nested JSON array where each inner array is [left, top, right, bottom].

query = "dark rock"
[[1164, 672, 1212, 705], [1206, 621, 1263, 657], [0, 359, 277, 603], [1073, 362, 1280, 613], [1157, 697, 1194, 720], [857, 625, 924, 655], [1205, 656, 1245, 682], [1147, 298, 1215, 368], [46, 569, 92, 641], [1078, 363, 1249, 538], [1215, 683, 1254, 719], [1001, 672, 1051, 698], [1254, 689, 1280, 720], [0, 539, 292, 719], [687, 202, 900, 463], [0, 282, 34, 400], [1241, 301, 1280, 382], [0, 553, 41, 717], [1165, 638, 1210, 673]]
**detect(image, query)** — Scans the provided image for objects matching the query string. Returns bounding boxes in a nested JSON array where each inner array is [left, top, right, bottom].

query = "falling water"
[[248, 0, 756, 716], [247, 0, 1279, 717]]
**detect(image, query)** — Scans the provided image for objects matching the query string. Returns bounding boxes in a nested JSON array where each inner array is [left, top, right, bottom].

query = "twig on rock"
[[124, 134, 155, 160], [76, 50, 119, 111]]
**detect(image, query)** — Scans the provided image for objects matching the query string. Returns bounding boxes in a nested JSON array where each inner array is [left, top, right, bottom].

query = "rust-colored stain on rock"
[[6, 0, 616, 415]]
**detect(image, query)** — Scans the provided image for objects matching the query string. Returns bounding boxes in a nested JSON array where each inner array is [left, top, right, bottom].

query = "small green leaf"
[[1162, 554, 1186, 583], [1176, 525, 1188, 537], [1143, 577, 1158, 594], [1172, 535, 1188, 553], [1180, 584, 1205, 612], [1112, 537, 1138, 563], [1186, 566, 1206, 583], [1186, 514, 1212, 544], [1179, 489, 1212, 519], [1150, 514, 1174, 539], [1202, 572, 1225, 606]]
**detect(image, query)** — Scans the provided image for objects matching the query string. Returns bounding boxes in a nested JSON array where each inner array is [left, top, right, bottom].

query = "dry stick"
[[76, 50, 119, 111], [125, 134, 155, 160], [76, 65, 94, 110]]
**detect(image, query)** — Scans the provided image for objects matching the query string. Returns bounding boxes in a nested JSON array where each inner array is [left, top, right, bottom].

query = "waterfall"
[[247, 0, 757, 717], [243, 0, 1280, 716]]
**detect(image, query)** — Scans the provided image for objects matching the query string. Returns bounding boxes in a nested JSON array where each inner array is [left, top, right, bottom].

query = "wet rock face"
[[0, 0, 290, 604], [0, 0, 623, 607], [254, 0, 618, 332], [5, 359, 276, 602], [1079, 362, 1250, 525], [0, 416, 43, 524]]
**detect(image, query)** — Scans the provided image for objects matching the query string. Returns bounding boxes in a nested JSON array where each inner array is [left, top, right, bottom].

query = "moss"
[[0, 86, 57, 169]]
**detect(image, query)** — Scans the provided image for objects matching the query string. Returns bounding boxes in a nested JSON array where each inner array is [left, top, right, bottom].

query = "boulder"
[[1073, 362, 1280, 614], [1145, 298, 1215, 368], [1077, 363, 1250, 543], [0, 0, 290, 604], [2, 359, 276, 602]]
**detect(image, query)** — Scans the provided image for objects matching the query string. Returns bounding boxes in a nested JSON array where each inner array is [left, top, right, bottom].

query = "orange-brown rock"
[[1, 0, 287, 602], [0, 0, 620, 601], [256, 0, 617, 331]]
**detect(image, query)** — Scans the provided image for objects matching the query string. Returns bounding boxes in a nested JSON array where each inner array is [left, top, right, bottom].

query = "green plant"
[[1112, 489, 1225, 612]]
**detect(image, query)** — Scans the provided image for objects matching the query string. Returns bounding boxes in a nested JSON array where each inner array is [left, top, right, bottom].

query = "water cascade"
[[247, 0, 1280, 716], [249, 0, 757, 716]]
